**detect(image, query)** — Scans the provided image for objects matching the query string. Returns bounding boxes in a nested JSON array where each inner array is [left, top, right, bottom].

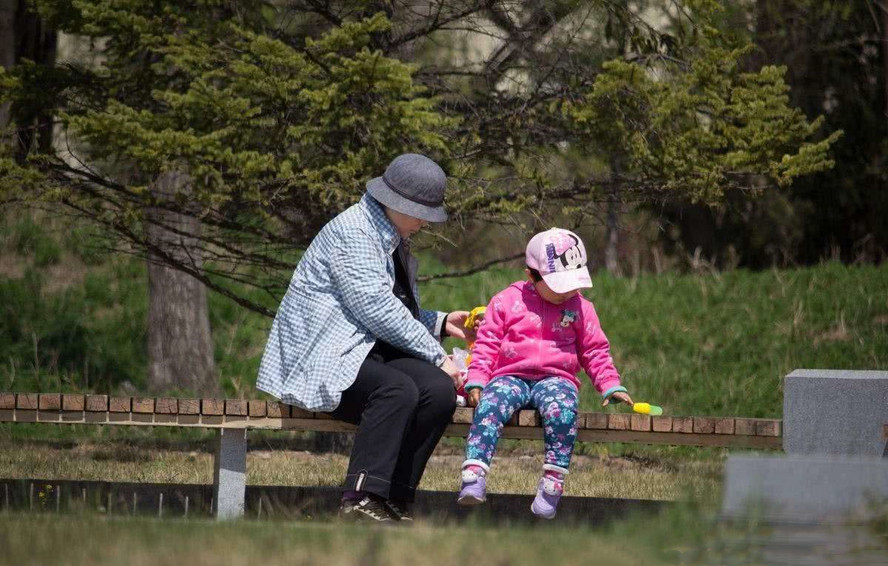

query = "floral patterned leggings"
[[465, 375, 579, 470]]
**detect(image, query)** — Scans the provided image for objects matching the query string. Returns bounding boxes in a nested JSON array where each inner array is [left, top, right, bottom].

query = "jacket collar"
[[361, 193, 401, 255]]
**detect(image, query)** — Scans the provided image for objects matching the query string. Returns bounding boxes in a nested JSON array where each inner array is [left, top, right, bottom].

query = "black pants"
[[330, 350, 456, 502]]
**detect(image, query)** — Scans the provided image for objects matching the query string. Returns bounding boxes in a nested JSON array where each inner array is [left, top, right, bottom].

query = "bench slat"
[[0, 392, 785, 449], [266, 402, 289, 418], [714, 418, 736, 435], [16, 394, 38, 410], [62, 394, 85, 411], [734, 418, 757, 436], [584, 413, 608, 429], [225, 400, 248, 417], [693, 417, 716, 434], [132, 398, 154, 414], [608, 414, 630, 431], [651, 415, 673, 432], [39, 394, 61, 411], [85, 395, 108, 412], [109, 397, 131, 413], [452, 407, 473, 424], [630, 414, 652, 431], [248, 400, 267, 417], [178, 399, 200, 415], [518, 410, 540, 427], [202, 399, 224, 416], [0, 393, 14, 410], [155, 398, 178, 414]]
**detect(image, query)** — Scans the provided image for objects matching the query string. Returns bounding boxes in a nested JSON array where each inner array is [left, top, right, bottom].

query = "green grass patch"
[[1, 209, 886, 424], [0, 499, 743, 566], [427, 261, 888, 417]]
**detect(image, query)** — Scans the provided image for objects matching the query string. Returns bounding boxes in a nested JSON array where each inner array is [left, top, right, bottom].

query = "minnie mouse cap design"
[[525, 228, 593, 293]]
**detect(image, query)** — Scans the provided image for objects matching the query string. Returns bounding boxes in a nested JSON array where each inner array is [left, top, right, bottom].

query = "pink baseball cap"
[[525, 228, 593, 293]]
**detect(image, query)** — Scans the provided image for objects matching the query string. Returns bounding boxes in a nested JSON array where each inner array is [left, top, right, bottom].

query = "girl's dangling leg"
[[458, 376, 531, 505], [528, 377, 579, 519]]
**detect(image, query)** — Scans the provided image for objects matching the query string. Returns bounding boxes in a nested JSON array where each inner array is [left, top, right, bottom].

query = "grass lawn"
[[0, 438, 725, 501], [0, 511, 696, 566]]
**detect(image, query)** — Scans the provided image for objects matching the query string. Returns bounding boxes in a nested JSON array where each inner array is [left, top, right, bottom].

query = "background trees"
[[1, 0, 879, 396], [1, 1, 843, 302]]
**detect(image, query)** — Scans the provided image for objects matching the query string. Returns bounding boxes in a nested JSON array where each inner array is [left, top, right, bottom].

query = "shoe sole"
[[530, 503, 556, 519], [457, 494, 486, 506]]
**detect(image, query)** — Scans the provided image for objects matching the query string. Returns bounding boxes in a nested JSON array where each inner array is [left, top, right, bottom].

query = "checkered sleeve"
[[329, 228, 447, 365], [420, 309, 447, 338]]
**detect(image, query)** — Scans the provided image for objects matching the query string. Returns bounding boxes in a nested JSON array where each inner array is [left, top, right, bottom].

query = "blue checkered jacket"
[[256, 194, 448, 411]]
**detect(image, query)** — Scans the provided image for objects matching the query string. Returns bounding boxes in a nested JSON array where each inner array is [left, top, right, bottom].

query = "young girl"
[[457, 228, 633, 519]]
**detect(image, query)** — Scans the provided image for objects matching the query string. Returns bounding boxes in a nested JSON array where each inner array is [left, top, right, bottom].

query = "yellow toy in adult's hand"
[[463, 306, 487, 362], [632, 403, 663, 416], [464, 306, 487, 331]]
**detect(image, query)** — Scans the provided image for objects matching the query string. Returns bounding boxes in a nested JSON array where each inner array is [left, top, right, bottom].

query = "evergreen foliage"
[[0, 1, 839, 315]]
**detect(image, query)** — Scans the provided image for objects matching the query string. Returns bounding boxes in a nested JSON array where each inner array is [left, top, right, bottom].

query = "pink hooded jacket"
[[465, 281, 623, 397]]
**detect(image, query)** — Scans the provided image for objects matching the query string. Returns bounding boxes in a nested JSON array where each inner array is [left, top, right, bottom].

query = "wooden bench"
[[0, 392, 782, 518]]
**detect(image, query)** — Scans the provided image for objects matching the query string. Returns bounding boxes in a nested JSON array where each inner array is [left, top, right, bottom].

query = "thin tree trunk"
[[0, 0, 16, 131], [146, 171, 218, 395], [882, 2, 888, 118], [605, 157, 622, 276]]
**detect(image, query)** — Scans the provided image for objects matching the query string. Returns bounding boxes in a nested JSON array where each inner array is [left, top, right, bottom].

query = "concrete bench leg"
[[213, 428, 247, 519]]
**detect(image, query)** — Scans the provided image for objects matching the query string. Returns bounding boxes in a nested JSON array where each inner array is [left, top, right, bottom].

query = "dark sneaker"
[[339, 495, 394, 523], [384, 500, 414, 523]]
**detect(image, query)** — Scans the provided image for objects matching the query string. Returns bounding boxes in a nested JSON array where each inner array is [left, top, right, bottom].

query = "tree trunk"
[[605, 157, 622, 276], [1, 0, 57, 157], [146, 171, 218, 395], [882, 3, 888, 118], [0, 0, 16, 131]]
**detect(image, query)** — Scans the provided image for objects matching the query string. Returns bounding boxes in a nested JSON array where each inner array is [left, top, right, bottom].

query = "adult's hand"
[[440, 357, 463, 389], [445, 311, 476, 342]]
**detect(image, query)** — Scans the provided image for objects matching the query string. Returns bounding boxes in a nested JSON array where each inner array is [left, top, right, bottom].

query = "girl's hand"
[[467, 388, 481, 408], [445, 311, 475, 342], [602, 391, 633, 407]]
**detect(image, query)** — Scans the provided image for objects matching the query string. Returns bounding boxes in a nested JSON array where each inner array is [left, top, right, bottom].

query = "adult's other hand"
[[440, 357, 463, 388], [445, 311, 475, 342]]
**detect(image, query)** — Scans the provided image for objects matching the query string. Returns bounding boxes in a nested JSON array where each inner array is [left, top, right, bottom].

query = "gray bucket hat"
[[366, 153, 448, 222]]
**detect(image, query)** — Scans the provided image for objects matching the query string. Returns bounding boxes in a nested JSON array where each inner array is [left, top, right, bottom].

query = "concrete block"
[[784, 369, 888, 457], [722, 454, 888, 523], [213, 428, 247, 520]]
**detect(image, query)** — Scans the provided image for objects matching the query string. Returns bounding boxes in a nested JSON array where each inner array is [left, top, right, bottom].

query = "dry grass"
[[0, 440, 722, 501], [0, 513, 668, 566]]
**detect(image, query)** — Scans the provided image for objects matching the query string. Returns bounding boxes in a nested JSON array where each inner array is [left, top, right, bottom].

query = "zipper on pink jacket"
[[537, 291, 545, 367]]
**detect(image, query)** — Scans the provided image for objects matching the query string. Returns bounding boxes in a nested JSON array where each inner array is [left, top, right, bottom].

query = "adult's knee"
[[375, 373, 420, 413], [426, 376, 457, 418]]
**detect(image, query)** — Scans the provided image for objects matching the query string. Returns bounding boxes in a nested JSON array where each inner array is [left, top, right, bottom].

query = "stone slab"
[[784, 369, 888, 457], [722, 454, 888, 523]]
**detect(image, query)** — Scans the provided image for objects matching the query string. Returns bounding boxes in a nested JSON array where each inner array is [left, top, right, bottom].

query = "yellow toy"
[[463, 306, 487, 362], [632, 402, 663, 416]]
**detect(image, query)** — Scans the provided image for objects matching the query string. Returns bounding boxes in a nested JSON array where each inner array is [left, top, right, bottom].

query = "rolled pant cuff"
[[462, 459, 491, 473], [343, 471, 391, 500], [543, 463, 570, 475]]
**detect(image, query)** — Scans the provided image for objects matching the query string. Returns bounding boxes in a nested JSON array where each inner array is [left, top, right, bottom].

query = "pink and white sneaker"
[[531, 475, 564, 519], [457, 465, 488, 505]]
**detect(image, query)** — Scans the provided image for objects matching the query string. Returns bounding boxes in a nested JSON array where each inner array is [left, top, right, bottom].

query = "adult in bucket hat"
[[257, 153, 474, 523]]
